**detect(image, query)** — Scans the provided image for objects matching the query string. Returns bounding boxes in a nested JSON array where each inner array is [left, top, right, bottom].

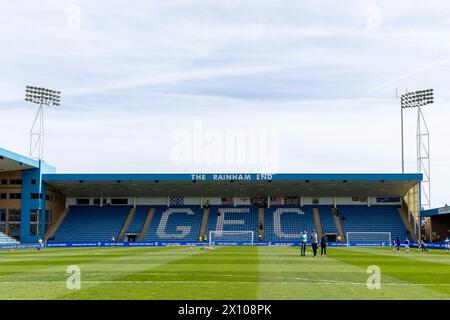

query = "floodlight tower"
[[25, 86, 61, 160], [25, 86, 61, 240], [400, 89, 434, 209]]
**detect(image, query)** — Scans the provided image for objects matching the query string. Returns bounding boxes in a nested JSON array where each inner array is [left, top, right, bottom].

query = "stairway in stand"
[[312, 208, 324, 238], [45, 208, 70, 241], [118, 207, 136, 241], [258, 207, 265, 241], [198, 208, 210, 241], [138, 208, 155, 242], [333, 209, 346, 242]]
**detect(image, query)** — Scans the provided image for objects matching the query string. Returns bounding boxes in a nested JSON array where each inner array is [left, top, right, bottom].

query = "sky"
[[0, 0, 449, 207]]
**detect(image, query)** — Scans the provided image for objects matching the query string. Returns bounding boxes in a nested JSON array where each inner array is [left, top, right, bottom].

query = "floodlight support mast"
[[401, 103, 405, 173], [417, 107, 431, 209], [25, 85, 61, 240], [29, 102, 45, 238], [30, 102, 45, 160], [400, 88, 433, 212]]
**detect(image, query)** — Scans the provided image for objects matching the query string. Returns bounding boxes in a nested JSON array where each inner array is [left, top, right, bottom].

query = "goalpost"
[[209, 231, 254, 246], [346, 232, 392, 247]]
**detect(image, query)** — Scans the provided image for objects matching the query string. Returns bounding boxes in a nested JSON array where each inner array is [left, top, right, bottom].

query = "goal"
[[346, 232, 392, 246], [209, 231, 254, 246]]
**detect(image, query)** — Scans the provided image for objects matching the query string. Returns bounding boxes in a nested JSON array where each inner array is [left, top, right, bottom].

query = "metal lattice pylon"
[[417, 107, 431, 209]]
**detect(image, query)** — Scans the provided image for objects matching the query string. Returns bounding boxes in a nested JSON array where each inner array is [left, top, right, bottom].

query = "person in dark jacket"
[[395, 236, 401, 252], [310, 230, 318, 257], [320, 234, 328, 256]]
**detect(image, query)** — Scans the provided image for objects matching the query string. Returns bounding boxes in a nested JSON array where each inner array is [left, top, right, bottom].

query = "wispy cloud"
[[372, 59, 450, 92], [0, 0, 450, 206]]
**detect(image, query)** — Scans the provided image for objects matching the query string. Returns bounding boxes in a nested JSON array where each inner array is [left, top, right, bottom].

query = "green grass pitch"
[[0, 246, 449, 300]]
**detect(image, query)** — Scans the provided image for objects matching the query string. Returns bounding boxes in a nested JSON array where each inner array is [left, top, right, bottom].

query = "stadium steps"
[[0, 232, 19, 245], [198, 208, 210, 241], [333, 209, 346, 242], [312, 208, 323, 238], [138, 208, 155, 242], [44, 208, 70, 241], [258, 207, 265, 241], [397, 207, 419, 241], [118, 207, 136, 242]]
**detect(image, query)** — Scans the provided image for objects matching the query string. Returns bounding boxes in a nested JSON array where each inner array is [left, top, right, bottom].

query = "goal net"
[[346, 232, 392, 246], [209, 231, 254, 246]]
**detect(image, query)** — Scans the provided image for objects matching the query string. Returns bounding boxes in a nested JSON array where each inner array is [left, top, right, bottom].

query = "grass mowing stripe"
[[0, 247, 191, 300], [3, 247, 256, 299], [348, 247, 450, 265], [93, 246, 261, 299], [3, 280, 450, 286], [257, 246, 450, 299], [57, 247, 203, 300], [1, 246, 449, 300], [330, 247, 450, 298]]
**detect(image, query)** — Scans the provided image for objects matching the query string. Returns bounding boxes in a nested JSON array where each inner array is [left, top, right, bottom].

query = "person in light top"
[[418, 240, 428, 253], [37, 238, 43, 251], [300, 230, 307, 256], [404, 238, 410, 253]]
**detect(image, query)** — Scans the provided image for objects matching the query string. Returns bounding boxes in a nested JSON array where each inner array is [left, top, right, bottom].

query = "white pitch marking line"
[[0, 280, 450, 286]]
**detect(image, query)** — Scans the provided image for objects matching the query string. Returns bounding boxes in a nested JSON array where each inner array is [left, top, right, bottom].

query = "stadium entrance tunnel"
[[126, 234, 137, 242]]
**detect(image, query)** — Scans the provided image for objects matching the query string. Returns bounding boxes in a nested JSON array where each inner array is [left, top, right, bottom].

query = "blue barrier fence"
[[1, 241, 448, 250], [0, 244, 41, 250]]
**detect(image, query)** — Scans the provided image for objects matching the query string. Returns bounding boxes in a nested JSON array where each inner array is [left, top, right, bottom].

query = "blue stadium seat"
[[206, 205, 259, 242], [126, 206, 151, 234], [143, 206, 203, 242], [317, 205, 338, 235], [52, 205, 131, 242], [50, 204, 412, 244], [338, 205, 411, 242], [265, 206, 316, 242]]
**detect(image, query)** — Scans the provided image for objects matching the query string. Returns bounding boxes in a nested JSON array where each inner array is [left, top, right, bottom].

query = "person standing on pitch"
[[310, 230, 318, 257], [418, 239, 428, 252], [395, 236, 401, 252], [404, 238, 410, 253], [37, 238, 43, 251], [320, 233, 328, 256], [300, 230, 307, 256]]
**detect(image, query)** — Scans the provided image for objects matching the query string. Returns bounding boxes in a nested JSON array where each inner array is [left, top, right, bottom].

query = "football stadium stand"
[[45, 204, 414, 244], [0, 146, 426, 245]]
